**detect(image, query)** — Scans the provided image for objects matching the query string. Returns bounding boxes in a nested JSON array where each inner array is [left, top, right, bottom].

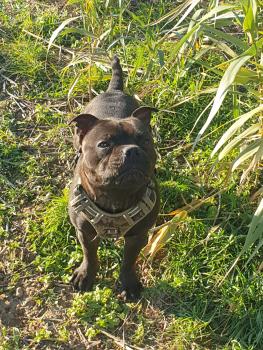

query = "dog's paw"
[[118, 271, 143, 301], [70, 265, 96, 291], [118, 281, 143, 301]]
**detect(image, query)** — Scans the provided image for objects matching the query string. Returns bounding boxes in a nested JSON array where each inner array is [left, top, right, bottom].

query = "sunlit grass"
[[0, 1, 262, 349]]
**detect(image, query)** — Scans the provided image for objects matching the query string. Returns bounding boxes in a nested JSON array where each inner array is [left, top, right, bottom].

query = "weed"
[[68, 287, 129, 338]]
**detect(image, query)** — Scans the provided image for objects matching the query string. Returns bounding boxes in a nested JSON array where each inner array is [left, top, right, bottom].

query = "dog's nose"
[[123, 145, 140, 160]]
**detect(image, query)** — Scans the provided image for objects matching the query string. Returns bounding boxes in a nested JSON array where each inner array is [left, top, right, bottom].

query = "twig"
[[0, 73, 18, 86], [0, 247, 7, 255], [77, 328, 100, 349], [212, 192, 222, 226], [0, 173, 16, 189], [99, 329, 144, 350], [5, 89, 26, 113], [0, 196, 8, 205]]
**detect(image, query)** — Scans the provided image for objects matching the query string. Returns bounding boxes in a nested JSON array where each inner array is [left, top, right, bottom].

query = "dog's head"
[[70, 107, 157, 191]]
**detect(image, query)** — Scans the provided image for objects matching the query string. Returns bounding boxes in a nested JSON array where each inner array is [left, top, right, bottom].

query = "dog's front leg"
[[119, 232, 148, 300], [71, 230, 100, 291]]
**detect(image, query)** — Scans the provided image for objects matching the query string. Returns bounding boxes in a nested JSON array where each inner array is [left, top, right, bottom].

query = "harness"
[[70, 179, 156, 240]]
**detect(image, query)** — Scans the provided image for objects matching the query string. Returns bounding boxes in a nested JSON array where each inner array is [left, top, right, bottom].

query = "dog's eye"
[[97, 141, 110, 148]]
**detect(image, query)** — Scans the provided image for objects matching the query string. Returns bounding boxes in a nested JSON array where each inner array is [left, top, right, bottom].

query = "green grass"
[[0, 1, 262, 349]]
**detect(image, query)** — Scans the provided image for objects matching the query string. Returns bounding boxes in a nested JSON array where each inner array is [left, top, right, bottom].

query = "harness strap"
[[70, 180, 156, 240]]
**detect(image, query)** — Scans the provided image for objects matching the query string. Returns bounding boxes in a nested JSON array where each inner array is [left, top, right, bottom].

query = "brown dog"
[[68, 56, 159, 299]]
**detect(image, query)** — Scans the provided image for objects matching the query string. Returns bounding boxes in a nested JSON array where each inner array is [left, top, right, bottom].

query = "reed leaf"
[[143, 211, 187, 259], [193, 54, 252, 149], [150, 0, 201, 26], [211, 105, 263, 157], [47, 16, 81, 53], [201, 24, 248, 50], [231, 139, 261, 172], [240, 140, 263, 183], [218, 123, 260, 160]]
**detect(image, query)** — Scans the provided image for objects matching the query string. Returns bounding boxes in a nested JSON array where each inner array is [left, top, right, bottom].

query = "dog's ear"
[[69, 114, 99, 145], [131, 106, 158, 124]]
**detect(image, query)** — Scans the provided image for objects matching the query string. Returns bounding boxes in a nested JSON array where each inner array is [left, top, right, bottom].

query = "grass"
[[0, 1, 262, 349]]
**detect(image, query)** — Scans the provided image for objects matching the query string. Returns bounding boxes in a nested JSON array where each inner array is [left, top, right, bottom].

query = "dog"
[[68, 56, 159, 299]]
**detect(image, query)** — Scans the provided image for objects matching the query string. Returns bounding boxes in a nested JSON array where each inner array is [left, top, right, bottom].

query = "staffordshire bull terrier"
[[68, 56, 159, 299]]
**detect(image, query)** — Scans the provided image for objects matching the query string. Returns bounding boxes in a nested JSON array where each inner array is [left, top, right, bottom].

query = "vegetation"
[[0, 0, 262, 349]]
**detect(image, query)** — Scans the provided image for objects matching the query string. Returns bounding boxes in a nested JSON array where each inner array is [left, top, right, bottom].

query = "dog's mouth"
[[114, 168, 148, 185]]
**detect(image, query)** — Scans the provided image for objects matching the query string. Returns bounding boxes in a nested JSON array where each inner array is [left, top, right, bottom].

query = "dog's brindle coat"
[[68, 57, 159, 299]]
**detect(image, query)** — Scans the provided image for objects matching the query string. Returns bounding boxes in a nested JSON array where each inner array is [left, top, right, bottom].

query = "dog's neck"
[[78, 164, 146, 214]]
